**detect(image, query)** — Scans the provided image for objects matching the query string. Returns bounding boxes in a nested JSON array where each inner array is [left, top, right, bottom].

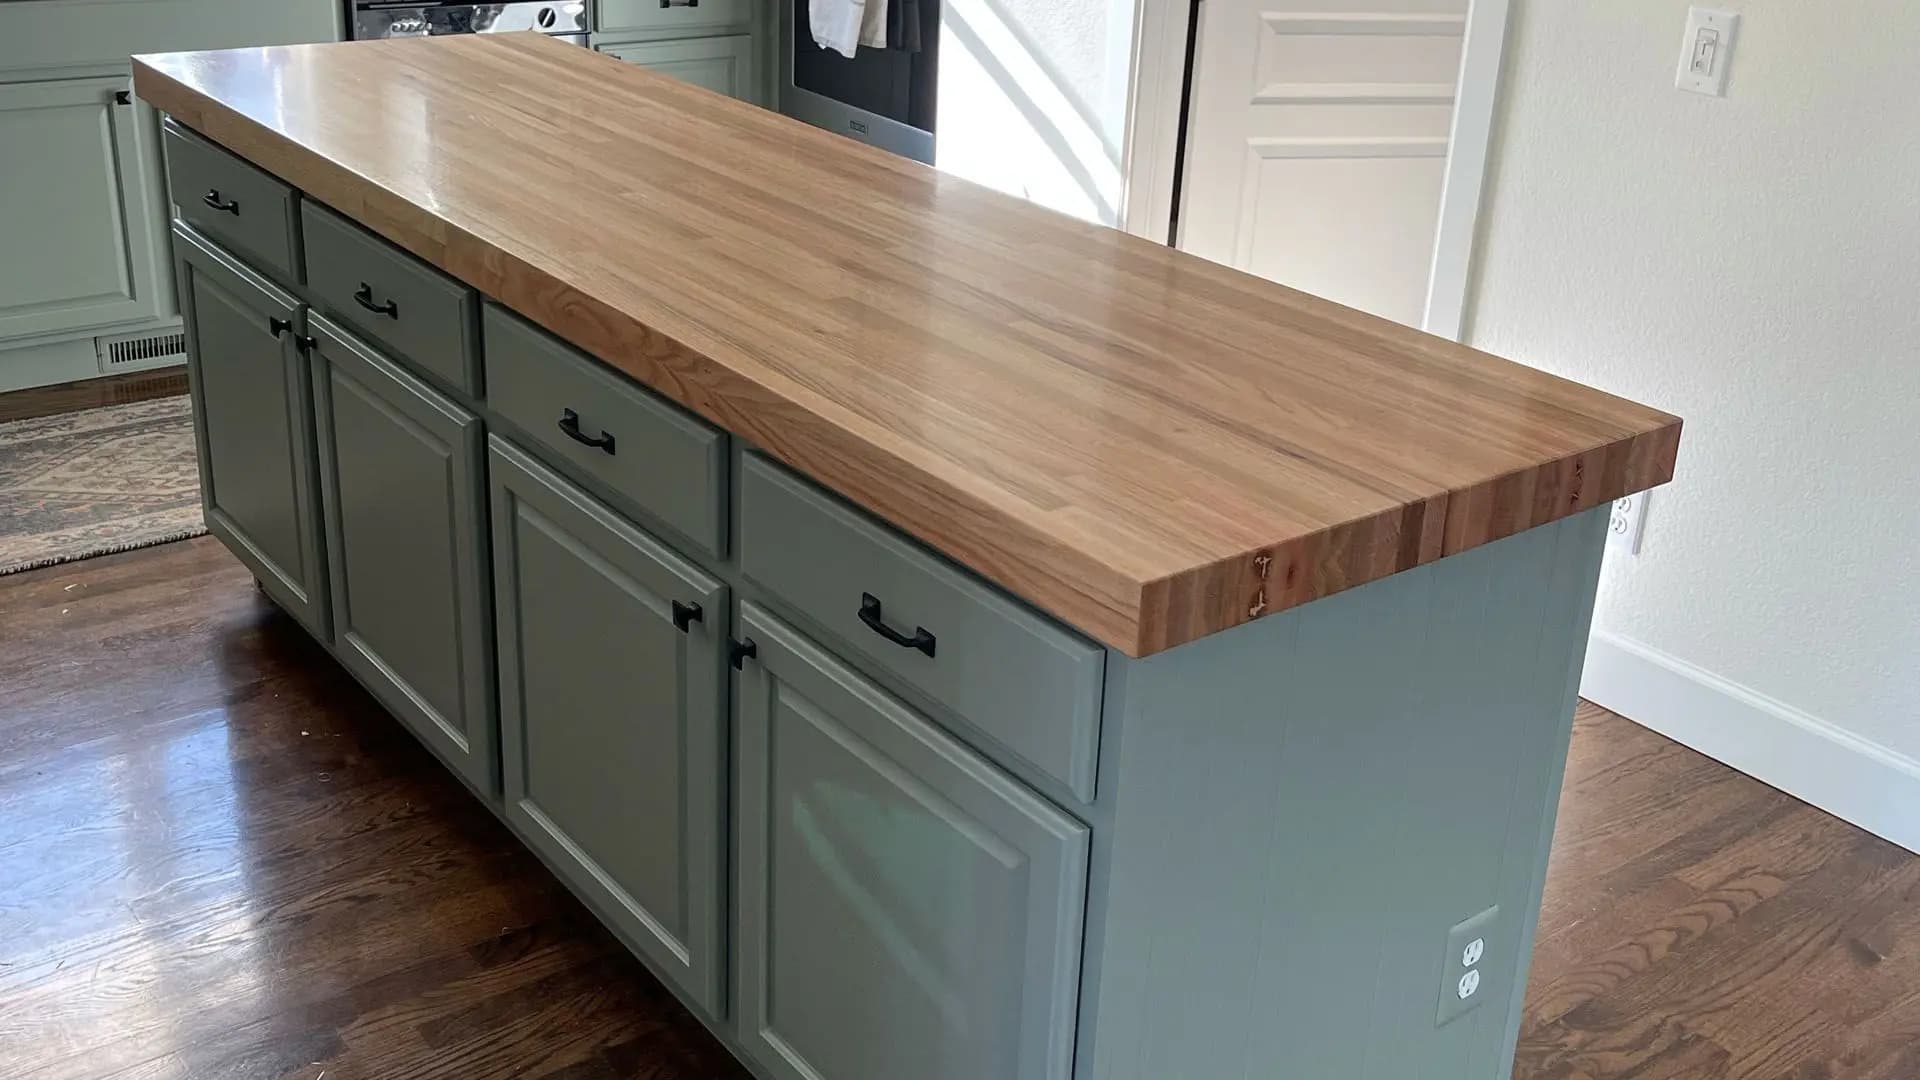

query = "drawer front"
[[739, 454, 1105, 801], [482, 303, 727, 557], [163, 121, 300, 281], [301, 201, 479, 396], [598, 0, 756, 35]]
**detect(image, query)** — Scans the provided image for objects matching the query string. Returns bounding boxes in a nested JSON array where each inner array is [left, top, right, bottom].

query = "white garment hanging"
[[810, 0, 866, 59], [859, 0, 888, 48]]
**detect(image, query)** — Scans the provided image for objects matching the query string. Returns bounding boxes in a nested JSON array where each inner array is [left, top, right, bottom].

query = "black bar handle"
[[114, 90, 132, 106], [353, 283, 399, 318], [557, 408, 616, 454], [268, 316, 293, 338], [660, 0, 699, 8], [729, 637, 758, 670], [858, 593, 936, 658], [202, 190, 240, 214], [671, 600, 703, 633]]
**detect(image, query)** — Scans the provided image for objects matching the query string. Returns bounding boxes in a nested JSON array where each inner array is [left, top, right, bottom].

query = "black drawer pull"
[[858, 593, 936, 658], [660, 0, 699, 8], [268, 316, 293, 338], [557, 408, 616, 454], [202, 190, 240, 214], [671, 600, 703, 633], [353, 283, 399, 318], [113, 90, 132, 106]]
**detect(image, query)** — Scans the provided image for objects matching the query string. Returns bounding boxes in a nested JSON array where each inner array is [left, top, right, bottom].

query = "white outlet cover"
[[1677, 7, 1739, 96], [1608, 492, 1648, 556]]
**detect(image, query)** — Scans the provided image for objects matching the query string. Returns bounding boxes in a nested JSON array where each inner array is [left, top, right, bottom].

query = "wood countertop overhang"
[[132, 33, 1681, 658]]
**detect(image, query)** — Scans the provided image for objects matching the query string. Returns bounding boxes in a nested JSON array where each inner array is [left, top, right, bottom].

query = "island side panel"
[[1079, 507, 1606, 1080]]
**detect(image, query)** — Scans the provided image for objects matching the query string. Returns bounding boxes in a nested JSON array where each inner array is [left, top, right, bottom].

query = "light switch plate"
[[1437, 904, 1500, 1027], [1677, 7, 1740, 97]]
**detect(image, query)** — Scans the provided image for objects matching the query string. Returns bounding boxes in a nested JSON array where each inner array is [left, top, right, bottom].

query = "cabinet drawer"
[[598, 0, 755, 35], [739, 454, 1105, 801], [163, 120, 301, 282], [301, 202, 480, 396], [482, 303, 727, 557]]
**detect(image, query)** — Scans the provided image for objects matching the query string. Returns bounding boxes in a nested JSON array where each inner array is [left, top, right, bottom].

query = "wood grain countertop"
[[132, 33, 1681, 658]]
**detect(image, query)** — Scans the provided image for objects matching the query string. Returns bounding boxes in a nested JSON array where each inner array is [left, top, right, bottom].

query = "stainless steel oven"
[[350, 1, 591, 46], [780, 0, 938, 163]]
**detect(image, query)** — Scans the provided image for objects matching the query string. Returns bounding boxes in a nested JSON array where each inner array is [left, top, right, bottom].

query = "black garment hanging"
[[886, 0, 924, 53]]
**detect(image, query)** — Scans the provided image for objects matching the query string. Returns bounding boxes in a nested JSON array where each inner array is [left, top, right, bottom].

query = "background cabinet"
[[489, 438, 729, 1015], [0, 77, 164, 342], [173, 225, 327, 637], [309, 313, 496, 797], [734, 603, 1089, 1080], [597, 36, 758, 102]]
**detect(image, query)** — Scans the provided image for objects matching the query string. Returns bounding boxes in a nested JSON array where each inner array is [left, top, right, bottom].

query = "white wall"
[[935, 0, 1136, 224], [1467, 1, 1920, 847]]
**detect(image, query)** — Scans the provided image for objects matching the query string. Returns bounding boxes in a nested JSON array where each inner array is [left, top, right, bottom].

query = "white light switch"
[[1677, 7, 1740, 97]]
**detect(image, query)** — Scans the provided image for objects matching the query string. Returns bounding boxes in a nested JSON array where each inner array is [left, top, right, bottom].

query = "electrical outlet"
[[1676, 7, 1739, 97], [1437, 905, 1500, 1027], [1608, 491, 1649, 556]]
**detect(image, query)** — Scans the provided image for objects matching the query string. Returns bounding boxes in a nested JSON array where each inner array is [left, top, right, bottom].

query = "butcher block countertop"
[[132, 33, 1681, 658]]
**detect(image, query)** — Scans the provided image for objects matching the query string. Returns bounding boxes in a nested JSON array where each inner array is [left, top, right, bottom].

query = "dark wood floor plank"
[[2, 538, 1916, 1080], [0, 368, 188, 424]]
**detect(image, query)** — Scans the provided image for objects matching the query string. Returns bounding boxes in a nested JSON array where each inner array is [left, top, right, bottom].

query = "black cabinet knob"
[[729, 637, 758, 670], [671, 600, 703, 633]]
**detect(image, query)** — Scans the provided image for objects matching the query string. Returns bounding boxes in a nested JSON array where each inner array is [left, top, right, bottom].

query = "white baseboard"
[[1582, 630, 1920, 855]]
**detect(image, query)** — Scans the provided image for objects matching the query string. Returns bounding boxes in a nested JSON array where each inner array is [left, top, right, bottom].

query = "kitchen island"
[[133, 33, 1679, 1080]]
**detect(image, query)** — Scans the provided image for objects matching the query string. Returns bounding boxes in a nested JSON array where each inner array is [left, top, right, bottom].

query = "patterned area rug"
[[0, 396, 206, 576]]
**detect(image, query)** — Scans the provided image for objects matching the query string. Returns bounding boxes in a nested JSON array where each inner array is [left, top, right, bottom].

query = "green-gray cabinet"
[[596, 36, 758, 102], [308, 312, 495, 796], [173, 223, 327, 638], [0, 78, 165, 341], [733, 602, 1089, 1080], [489, 437, 728, 1015]]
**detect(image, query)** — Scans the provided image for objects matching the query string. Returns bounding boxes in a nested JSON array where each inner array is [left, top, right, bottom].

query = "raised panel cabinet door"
[[308, 313, 495, 797], [597, 36, 757, 102], [0, 78, 164, 340], [173, 224, 327, 638], [489, 437, 728, 1015], [734, 603, 1089, 1080]]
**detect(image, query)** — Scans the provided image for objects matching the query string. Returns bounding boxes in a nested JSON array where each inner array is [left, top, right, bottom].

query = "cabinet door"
[[735, 603, 1089, 1080], [489, 437, 728, 1014], [174, 226, 327, 637], [309, 313, 495, 796], [598, 36, 757, 102], [0, 77, 164, 340]]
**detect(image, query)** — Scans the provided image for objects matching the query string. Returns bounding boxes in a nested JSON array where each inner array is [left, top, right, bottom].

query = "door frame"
[[1116, 0, 1513, 342]]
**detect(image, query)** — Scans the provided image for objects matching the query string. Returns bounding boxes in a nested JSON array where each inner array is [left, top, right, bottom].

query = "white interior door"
[[1176, 0, 1468, 327]]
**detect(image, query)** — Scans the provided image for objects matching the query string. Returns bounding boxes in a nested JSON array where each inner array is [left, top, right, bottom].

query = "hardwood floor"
[[2, 537, 1916, 1079], [0, 368, 189, 424]]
